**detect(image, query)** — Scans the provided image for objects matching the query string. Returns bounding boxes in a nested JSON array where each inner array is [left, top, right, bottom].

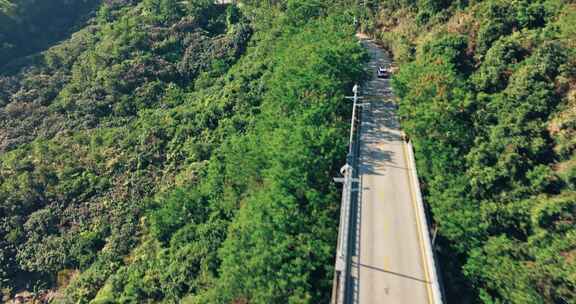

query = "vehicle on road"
[[377, 66, 389, 78]]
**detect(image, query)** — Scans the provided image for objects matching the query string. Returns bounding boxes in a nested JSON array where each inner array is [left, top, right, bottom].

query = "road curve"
[[350, 39, 437, 304]]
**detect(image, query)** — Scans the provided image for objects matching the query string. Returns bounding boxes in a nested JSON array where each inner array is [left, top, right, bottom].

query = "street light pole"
[[349, 84, 359, 157], [333, 84, 361, 304]]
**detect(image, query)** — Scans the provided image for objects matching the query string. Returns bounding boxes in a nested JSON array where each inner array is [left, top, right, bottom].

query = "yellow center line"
[[401, 136, 434, 304], [383, 255, 391, 270]]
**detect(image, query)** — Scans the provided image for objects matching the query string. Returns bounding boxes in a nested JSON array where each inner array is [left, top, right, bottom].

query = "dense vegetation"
[[1, 0, 366, 302], [3, 0, 573, 302], [365, 0, 576, 303]]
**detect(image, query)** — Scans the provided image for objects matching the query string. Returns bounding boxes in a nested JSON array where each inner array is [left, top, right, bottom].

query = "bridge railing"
[[332, 84, 362, 304], [405, 139, 444, 304]]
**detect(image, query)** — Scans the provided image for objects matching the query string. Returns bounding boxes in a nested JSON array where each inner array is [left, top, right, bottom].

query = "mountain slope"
[[0, 1, 367, 302]]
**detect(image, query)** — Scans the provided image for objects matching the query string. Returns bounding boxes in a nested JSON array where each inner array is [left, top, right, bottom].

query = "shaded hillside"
[[0, 0, 103, 68]]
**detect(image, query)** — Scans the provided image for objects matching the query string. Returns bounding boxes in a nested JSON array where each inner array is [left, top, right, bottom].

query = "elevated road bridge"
[[332, 38, 443, 304]]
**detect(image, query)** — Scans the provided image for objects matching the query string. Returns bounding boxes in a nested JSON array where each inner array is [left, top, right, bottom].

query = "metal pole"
[[333, 84, 361, 304], [349, 84, 359, 156], [339, 84, 360, 304]]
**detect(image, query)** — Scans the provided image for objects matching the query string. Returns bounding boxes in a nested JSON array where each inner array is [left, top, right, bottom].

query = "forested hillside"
[[1, 0, 366, 302], [3, 0, 573, 303], [0, 0, 101, 67], [364, 0, 576, 303]]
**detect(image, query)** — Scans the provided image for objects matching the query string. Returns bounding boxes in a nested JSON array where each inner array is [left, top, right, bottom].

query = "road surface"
[[349, 39, 436, 303]]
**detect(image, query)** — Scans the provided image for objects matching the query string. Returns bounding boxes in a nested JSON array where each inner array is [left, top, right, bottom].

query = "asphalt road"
[[350, 40, 434, 304]]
